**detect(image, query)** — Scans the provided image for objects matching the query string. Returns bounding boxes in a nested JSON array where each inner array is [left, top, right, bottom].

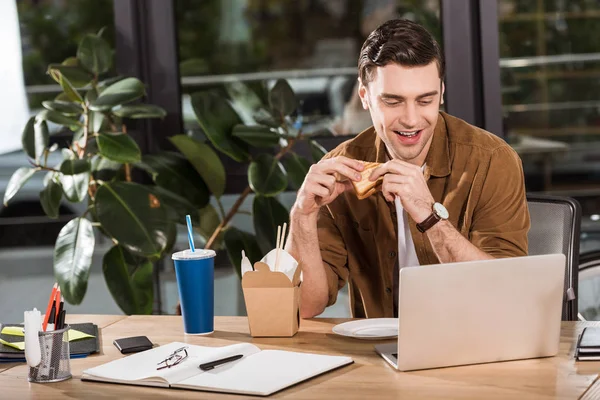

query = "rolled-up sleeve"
[[317, 206, 350, 306], [470, 146, 530, 257]]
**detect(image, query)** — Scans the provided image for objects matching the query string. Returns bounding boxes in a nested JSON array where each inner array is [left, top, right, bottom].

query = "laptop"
[[375, 253, 566, 371]]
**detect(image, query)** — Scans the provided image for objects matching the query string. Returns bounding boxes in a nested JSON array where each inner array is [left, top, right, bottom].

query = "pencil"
[[42, 283, 57, 332]]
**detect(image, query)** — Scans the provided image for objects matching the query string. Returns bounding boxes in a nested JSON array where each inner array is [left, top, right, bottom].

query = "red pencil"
[[54, 287, 61, 322], [42, 283, 58, 332]]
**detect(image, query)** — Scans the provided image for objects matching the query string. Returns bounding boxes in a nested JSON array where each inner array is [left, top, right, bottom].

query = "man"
[[285, 19, 530, 319]]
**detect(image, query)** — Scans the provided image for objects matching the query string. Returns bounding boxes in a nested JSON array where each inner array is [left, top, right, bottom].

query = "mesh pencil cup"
[[28, 325, 72, 383]]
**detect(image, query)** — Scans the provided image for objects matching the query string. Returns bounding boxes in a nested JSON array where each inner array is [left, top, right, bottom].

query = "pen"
[[199, 354, 243, 371], [56, 299, 64, 328], [54, 288, 62, 322]]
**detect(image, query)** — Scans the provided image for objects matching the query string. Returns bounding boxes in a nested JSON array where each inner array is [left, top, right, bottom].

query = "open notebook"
[[82, 342, 353, 396]]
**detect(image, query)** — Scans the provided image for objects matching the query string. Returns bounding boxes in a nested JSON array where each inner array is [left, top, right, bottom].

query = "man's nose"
[[399, 103, 418, 129]]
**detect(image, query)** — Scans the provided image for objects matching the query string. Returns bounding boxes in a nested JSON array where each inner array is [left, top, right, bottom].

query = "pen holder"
[[28, 325, 72, 383]]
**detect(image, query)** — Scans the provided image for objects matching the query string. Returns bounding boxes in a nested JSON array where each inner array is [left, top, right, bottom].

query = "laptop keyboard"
[[392, 353, 398, 359]]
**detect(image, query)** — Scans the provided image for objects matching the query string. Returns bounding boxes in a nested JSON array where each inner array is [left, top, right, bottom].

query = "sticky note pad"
[[1, 327, 24, 336], [68, 329, 95, 342], [0, 338, 25, 351]]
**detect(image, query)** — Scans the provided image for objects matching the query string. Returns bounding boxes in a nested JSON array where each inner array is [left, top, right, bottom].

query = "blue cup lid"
[[172, 249, 216, 260]]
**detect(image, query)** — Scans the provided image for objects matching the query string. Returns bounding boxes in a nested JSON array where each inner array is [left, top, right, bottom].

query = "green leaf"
[[253, 108, 281, 129], [113, 104, 167, 119], [197, 204, 222, 246], [253, 196, 290, 254], [59, 169, 90, 203], [309, 140, 327, 162], [94, 182, 176, 258], [149, 186, 199, 223], [53, 217, 95, 305], [40, 176, 62, 219], [169, 135, 226, 198], [3, 168, 36, 206], [92, 155, 122, 182], [48, 68, 83, 103], [96, 132, 141, 163], [225, 81, 265, 124], [42, 100, 83, 116], [60, 159, 91, 175], [103, 245, 153, 315], [37, 109, 81, 130], [89, 77, 146, 112], [248, 154, 288, 196], [21, 117, 49, 161], [282, 152, 311, 190], [141, 152, 209, 209], [89, 110, 106, 133], [232, 124, 280, 147], [269, 79, 298, 118], [223, 227, 263, 279], [77, 34, 112, 75], [47, 64, 93, 88], [190, 91, 249, 162]]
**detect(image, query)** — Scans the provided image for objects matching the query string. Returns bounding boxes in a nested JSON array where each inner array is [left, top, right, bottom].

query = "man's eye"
[[419, 100, 433, 106], [384, 100, 400, 106]]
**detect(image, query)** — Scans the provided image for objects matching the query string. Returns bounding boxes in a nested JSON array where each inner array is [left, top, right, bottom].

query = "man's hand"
[[369, 160, 434, 223], [293, 156, 364, 217]]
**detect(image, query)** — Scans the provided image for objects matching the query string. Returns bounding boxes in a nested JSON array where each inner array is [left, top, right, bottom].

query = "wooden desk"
[[1, 316, 600, 399]]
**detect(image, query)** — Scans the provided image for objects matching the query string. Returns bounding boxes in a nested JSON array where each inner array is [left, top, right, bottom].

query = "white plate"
[[332, 318, 398, 340]]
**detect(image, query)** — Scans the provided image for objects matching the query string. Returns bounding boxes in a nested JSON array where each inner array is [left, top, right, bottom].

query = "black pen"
[[199, 354, 243, 371]]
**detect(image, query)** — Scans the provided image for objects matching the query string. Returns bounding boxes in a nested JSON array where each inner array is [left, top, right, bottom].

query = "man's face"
[[358, 62, 444, 166]]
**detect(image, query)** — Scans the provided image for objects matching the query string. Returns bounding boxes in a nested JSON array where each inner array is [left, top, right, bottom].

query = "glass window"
[[18, 0, 115, 115], [0, 0, 115, 246], [499, 0, 600, 247], [177, 0, 442, 136]]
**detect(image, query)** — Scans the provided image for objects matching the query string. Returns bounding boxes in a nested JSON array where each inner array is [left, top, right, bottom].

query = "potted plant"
[[163, 79, 328, 275], [3, 31, 182, 315]]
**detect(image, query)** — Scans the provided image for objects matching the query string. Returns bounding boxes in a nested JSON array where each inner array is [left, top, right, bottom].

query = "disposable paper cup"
[[172, 249, 216, 335]]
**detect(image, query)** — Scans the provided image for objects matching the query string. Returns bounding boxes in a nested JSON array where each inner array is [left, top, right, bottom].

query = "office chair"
[[527, 194, 581, 321]]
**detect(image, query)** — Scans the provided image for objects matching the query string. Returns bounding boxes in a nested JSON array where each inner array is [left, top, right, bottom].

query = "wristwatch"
[[416, 202, 449, 233]]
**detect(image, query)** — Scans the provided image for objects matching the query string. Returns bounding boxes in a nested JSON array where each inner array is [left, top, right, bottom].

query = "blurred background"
[[2, 0, 600, 321]]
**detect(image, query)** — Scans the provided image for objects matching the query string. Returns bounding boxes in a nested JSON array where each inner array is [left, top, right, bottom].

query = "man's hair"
[[358, 19, 445, 85]]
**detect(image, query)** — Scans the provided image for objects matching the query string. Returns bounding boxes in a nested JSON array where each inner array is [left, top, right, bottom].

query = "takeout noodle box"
[[242, 262, 302, 337]]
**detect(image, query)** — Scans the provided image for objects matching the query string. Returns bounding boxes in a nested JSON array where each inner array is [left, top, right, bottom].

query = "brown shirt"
[[318, 112, 530, 318]]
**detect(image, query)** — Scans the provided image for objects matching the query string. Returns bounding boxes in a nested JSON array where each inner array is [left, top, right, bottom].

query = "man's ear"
[[358, 78, 369, 110], [440, 81, 445, 105]]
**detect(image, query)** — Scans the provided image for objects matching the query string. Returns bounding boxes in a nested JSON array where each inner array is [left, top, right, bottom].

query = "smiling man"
[[286, 19, 530, 318]]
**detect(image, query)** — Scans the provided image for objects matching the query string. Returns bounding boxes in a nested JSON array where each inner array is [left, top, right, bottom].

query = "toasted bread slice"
[[351, 161, 383, 200]]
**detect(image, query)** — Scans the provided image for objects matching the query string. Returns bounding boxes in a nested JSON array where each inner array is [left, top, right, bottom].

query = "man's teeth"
[[395, 130, 419, 137]]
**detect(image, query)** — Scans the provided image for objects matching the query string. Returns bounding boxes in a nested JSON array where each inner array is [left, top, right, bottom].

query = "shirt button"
[[386, 287, 392, 294], [389, 251, 396, 258], [353, 221, 359, 229]]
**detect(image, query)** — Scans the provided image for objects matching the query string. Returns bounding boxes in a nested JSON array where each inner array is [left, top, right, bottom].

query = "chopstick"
[[274, 225, 281, 272], [274, 222, 287, 272]]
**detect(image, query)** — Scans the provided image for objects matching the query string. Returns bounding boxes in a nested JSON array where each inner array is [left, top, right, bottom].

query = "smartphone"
[[113, 336, 154, 354]]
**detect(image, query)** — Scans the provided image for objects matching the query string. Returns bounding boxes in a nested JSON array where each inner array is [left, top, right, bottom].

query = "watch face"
[[433, 202, 449, 219]]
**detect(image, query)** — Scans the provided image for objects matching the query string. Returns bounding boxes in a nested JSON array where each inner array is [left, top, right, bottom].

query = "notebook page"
[[174, 350, 353, 396], [83, 342, 238, 385]]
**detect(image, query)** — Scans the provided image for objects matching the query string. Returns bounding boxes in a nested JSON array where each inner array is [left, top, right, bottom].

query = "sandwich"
[[351, 161, 383, 200]]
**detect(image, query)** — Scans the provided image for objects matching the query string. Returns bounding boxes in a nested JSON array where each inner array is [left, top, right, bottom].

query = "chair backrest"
[[527, 194, 581, 321]]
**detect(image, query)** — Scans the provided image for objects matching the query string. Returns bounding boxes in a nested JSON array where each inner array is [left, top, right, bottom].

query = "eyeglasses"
[[157, 346, 188, 370]]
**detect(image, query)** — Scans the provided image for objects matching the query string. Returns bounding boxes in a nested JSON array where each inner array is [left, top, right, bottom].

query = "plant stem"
[[205, 186, 252, 249], [215, 197, 226, 220], [125, 164, 132, 182], [29, 161, 59, 173], [204, 138, 296, 250]]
